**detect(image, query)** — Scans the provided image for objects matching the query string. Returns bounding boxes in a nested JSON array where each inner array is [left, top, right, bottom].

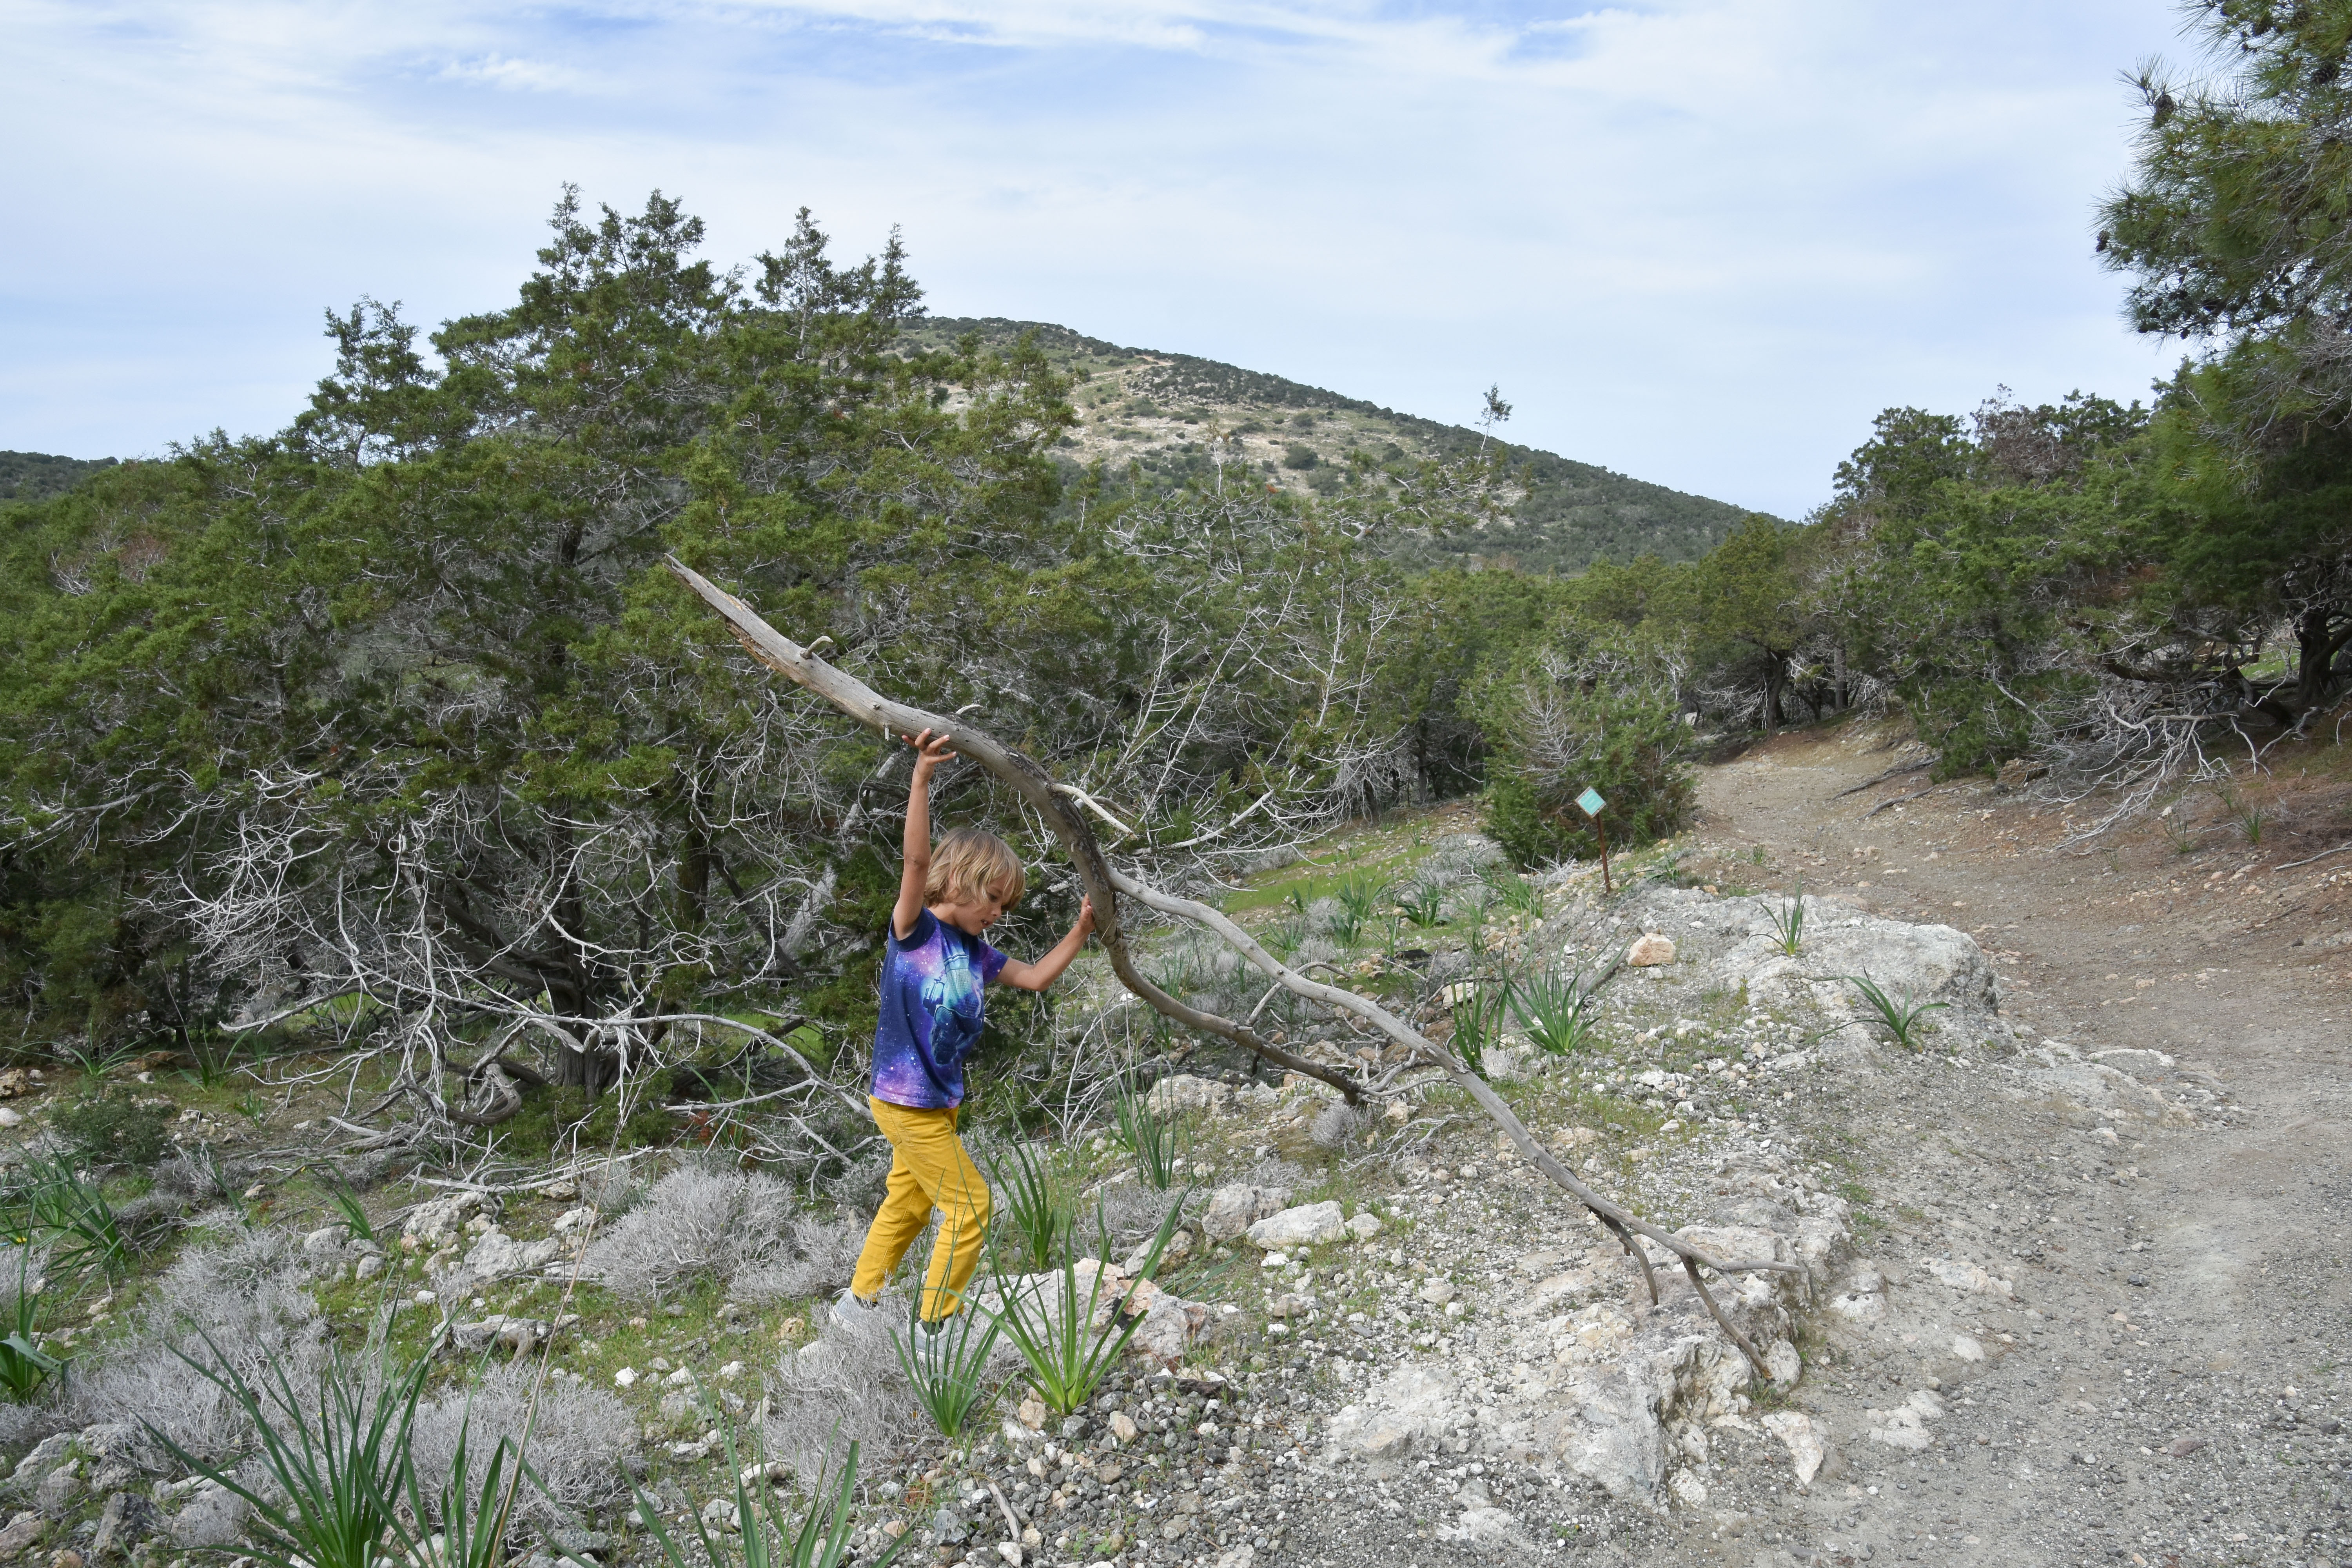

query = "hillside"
[[0, 451, 116, 502], [911, 317, 1762, 569]]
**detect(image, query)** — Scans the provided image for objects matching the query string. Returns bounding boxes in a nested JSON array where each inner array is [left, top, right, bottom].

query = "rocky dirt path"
[[1267, 725, 2351, 1568], [1671, 724, 2352, 1566]]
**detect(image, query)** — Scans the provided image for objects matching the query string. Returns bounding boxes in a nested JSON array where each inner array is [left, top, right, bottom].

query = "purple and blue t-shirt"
[[871, 909, 1007, 1109]]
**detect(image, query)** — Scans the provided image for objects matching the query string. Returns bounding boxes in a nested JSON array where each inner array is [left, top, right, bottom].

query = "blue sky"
[[3, 0, 2199, 516]]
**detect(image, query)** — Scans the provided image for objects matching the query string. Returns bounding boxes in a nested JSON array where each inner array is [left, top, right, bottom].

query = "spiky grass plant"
[[319, 1173, 377, 1245], [1764, 879, 1807, 956], [891, 1219, 1004, 1439], [1509, 969, 1598, 1057], [985, 1197, 1184, 1417], [392, 1410, 529, 1568], [1333, 875, 1384, 941], [3, 1155, 127, 1280], [1447, 984, 1509, 1078], [1844, 975, 1950, 1050], [142, 1326, 431, 1568], [1397, 883, 1447, 929], [605, 1416, 906, 1568], [1114, 1092, 1186, 1191], [1489, 870, 1544, 919], [0, 1250, 61, 1401], [985, 1143, 1076, 1274]]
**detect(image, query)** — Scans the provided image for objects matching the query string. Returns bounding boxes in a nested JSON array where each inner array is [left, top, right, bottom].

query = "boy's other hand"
[[905, 727, 957, 772], [1075, 896, 1095, 938]]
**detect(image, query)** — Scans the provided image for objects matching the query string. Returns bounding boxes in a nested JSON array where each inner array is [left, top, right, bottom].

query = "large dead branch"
[[665, 556, 1802, 1376]]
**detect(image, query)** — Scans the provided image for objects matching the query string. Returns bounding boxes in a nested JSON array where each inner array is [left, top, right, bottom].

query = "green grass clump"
[[53, 1090, 170, 1165], [2, 1154, 129, 1279], [1510, 970, 1599, 1056]]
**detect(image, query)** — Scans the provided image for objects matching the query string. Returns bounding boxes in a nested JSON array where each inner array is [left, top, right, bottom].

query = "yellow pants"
[[849, 1097, 993, 1321]]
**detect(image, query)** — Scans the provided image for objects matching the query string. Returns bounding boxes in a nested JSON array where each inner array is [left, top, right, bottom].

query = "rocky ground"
[[0, 722, 2345, 1568], [1266, 724, 2352, 1568]]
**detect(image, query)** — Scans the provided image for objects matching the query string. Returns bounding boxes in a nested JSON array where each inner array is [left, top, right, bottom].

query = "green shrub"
[[54, 1089, 170, 1165], [1481, 683, 1695, 868], [494, 1075, 675, 1160], [1281, 444, 1319, 470]]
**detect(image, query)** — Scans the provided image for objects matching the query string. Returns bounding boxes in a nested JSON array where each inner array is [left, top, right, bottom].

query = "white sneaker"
[[829, 1288, 876, 1333]]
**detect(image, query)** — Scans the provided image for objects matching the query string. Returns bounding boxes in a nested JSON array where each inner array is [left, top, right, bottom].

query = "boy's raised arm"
[[997, 898, 1096, 993], [892, 728, 955, 940]]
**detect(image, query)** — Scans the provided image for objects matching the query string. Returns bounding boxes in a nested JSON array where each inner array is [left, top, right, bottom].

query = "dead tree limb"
[[666, 556, 1361, 1105], [1864, 782, 1948, 818], [665, 556, 1800, 1375], [1831, 758, 1934, 799]]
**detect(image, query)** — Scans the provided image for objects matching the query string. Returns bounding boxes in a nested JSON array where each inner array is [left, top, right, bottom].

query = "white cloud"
[[0, 0, 2189, 514]]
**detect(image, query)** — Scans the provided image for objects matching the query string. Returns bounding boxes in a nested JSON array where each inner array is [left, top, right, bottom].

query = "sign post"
[[1575, 786, 1612, 895]]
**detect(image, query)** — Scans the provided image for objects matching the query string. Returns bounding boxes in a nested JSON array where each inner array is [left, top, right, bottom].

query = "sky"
[[2, 0, 2205, 517]]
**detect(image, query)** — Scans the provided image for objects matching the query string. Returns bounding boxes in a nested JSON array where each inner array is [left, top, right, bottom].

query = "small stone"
[[1417, 1279, 1455, 1306], [0, 1111, 22, 1129], [1626, 934, 1677, 967], [47, 1551, 80, 1568], [354, 1254, 383, 1280], [1951, 1334, 1985, 1362], [2166, 1434, 2208, 1457], [996, 1544, 1024, 1566], [1108, 1411, 1138, 1443], [1343, 1213, 1382, 1241], [1018, 1397, 1047, 1431], [613, 1368, 637, 1388]]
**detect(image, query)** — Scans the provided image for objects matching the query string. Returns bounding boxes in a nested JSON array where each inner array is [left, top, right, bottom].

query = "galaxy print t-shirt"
[[871, 909, 1008, 1109]]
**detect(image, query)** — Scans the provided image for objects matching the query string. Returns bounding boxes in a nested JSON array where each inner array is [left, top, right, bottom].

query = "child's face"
[[933, 887, 1009, 935]]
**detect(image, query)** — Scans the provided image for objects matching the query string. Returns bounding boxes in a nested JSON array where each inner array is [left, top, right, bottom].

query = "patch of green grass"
[[494, 1077, 677, 1161], [53, 1090, 171, 1166]]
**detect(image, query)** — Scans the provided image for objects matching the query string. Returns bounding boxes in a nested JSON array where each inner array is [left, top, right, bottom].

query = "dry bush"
[[581, 1159, 649, 1220], [410, 1360, 637, 1530], [731, 1214, 864, 1303], [1093, 1182, 1182, 1249], [1310, 1100, 1374, 1149], [585, 1163, 857, 1303], [73, 1227, 326, 1461], [760, 1305, 918, 1488]]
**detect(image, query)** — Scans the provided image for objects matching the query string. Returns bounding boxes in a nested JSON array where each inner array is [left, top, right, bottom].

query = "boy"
[[834, 726, 1094, 1339]]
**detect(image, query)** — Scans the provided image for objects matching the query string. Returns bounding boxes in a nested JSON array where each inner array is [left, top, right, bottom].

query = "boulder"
[[89, 1492, 158, 1561], [0, 1512, 44, 1563], [1200, 1185, 1291, 1242], [1243, 1202, 1345, 1250], [463, 1228, 560, 1281], [1145, 1075, 1231, 1116]]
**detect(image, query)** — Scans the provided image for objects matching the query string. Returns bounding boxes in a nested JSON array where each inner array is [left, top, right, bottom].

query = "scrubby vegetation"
[[0, 10, 2348, 1562]]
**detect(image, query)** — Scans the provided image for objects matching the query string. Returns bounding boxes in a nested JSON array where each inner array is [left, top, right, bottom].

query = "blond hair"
[[926, 828, 1026, 908]]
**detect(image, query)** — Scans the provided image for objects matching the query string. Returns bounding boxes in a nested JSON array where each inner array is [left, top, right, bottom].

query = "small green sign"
[[1575, 786, 1607, 818]]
